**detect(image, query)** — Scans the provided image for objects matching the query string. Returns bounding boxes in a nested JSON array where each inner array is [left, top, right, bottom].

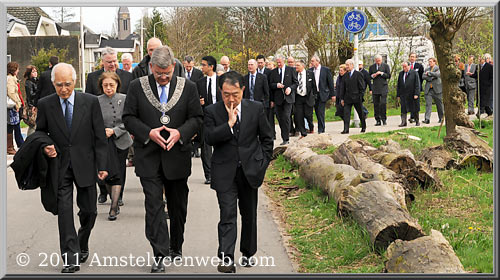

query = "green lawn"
[[264, 119, 493, 273]]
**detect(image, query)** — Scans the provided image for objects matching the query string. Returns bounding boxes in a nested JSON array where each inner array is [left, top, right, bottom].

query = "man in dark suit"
[[476, 54, 493, 116], [36, 63, 108, 273], [369, 54, 391, 126], [256, 54, 274, 138], [295, 60, 317, 137], [123, 46, 203, 273], [339, 59, 366, 134], [85, 47, 133, 204], [196, 55, 221, 184], [183, 55, 203, 82], [204, 71, 273, 273], [243, 59, 270, 107], [397, 62, 421, 127], [407, 52, 424, 122], [310, 55, 335, 134], [269, 55, 298, 145], [36, 56, 58, 101], [86, 47, 133, 96]]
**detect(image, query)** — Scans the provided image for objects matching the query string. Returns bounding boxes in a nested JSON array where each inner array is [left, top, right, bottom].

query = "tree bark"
[[429, 21, 474, 136], [444, 126, 493, 172], [385, 229, 465, 273], [418, 146, 455, 170]]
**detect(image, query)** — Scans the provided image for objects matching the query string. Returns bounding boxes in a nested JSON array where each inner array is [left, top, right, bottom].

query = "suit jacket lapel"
[[238, 100, 248, 142], [168, 76, 177, 101], [148, 75, 160, 102], [49, 94, 70, 139], [70, 92, 87, 141]]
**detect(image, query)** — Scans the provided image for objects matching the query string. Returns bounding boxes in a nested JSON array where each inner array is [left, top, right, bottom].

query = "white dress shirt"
[[230, 102, 242, 134], [207, 73, 217, 103], [314, 65, 321, 91]]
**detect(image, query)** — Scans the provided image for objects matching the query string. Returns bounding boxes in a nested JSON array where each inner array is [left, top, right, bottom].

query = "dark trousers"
[[267, 107, 276, 139], [373, 94, 387, 121], [314, 100, 326, 133], [343, 102, 366, 132], [289, 104, 296, 133], [117, 148, 128, 198], [401, 94, 420, 117], [275, 102, 293, 142], [7, 123, 24, 147], [295, 95, 313, 136], [216, 167, 258, 261], [58, 166, 97, 265], [140, 171, 189, 257], [200, 127, 212, 180]]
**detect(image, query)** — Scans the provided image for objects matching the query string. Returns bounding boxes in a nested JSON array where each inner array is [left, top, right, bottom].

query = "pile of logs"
[[278, 134, 467, 273]]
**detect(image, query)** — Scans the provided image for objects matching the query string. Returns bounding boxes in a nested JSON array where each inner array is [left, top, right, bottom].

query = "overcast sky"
[[41, 7, 170, 35]]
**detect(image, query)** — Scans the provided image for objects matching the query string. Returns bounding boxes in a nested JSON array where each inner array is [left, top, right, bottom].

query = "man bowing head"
[[122, 46, 203, 273], [204, 71, 273, 273]]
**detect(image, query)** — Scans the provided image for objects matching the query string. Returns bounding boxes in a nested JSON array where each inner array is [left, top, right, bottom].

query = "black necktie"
[[278, 68, 282, 81], [404, 72, 408, 83], [64, 99, 72, 131], [234, 114, 240, 139], [187, 71, 191, 80], [207, 77, 213, 105]]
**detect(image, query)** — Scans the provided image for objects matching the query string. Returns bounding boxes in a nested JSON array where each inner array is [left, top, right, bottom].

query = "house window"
[[124, 20, 128, 31], [7, 55, 11, 62]]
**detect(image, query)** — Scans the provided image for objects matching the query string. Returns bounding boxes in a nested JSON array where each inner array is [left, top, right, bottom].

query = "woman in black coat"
[[23, 65, 38, 136]]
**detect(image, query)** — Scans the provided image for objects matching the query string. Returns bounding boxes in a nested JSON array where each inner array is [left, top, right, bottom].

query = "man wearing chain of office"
[[122, 46, 203, 273]]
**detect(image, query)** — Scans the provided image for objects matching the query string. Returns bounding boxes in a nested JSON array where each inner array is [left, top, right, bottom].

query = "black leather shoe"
[[361, 128, 366, 133], [375, 121, 381, 126], [204, 179, 211, 184], [118, 199, 124, 206], [80, 250, 89, 263], [240, 256, 256, 267], [194, 149, 200, 158], [98, 194, 107, 204], [438, 118, 442, 123], [415, 121, 420, 126], [280, 141, 289, 145], [408, 118, 415, 123], [61, 264, 80, 273], [382, 120, 387, 125], [217, 261, 236, 273], [341, 130, 349, 134], [169, 249, 182, 261], [422, 119, 430, 124], [151, 258, 165, 273], [108, 211, 117, 221]]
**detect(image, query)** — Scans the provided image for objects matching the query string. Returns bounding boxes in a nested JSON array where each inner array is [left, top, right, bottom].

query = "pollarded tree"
[[418, 7, 483, 135]]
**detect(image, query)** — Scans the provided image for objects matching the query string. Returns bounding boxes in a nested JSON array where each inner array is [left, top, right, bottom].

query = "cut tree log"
[[342, 181, 425, 251], [367, 140, 443, 190], [418, 145, 456, 170], [272, 133, 335, 159], [283, 146, 318, 167], [294, 154, 424, 251], [385, 229, 465, 273], [444, 126, 493, 172]]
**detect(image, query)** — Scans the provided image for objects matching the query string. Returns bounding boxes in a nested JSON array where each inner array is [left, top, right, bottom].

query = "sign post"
[[343, 8, 368, 127]]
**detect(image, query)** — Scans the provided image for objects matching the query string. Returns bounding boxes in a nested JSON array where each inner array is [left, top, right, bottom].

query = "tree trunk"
[[418, 145, 456, 170], [385, 230, 465, 273], [429, 22, 474, 136]]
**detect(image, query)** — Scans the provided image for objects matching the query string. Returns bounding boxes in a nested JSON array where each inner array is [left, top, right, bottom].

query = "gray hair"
[[401, 61, 409, 67], [150, 46, 176, 68], [51, 63, 77, 82], [216, 64, 225, 73], [345, 59, 354, 66], [297, 59, 306, 66], [275, 54, 285, 61], [483, 53, 491, 60], [101, 47, 117, 58], [121, 53, 133, 61], [184, 55, 194, 63], [311, 55, 320, 63], [374, 54, 382, 61]]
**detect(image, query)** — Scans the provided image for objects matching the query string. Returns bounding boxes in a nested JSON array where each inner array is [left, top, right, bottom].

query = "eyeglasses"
[[154, 71, 173, 78]]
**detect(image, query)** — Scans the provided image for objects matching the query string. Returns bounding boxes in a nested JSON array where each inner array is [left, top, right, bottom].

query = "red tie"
[[411, 63, 414, 70]]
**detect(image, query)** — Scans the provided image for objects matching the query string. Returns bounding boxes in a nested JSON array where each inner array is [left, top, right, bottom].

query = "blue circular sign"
[[343, 10, 368, 34]]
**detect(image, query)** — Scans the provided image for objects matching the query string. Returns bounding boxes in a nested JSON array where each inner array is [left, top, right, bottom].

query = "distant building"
[[6, 14, 30, 37], [7, 7, 62, 36], [117, 7, 131, 40]]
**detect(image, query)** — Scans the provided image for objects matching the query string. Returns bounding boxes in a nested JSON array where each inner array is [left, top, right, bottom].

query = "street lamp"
[[153, 20, 168, 38]]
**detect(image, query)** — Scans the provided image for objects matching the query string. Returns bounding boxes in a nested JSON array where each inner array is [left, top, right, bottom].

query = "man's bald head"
[[220, 56, 230, 72], [147, 38, 163, 57]]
